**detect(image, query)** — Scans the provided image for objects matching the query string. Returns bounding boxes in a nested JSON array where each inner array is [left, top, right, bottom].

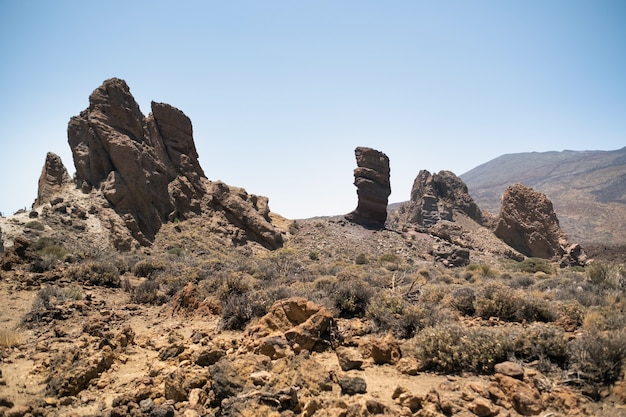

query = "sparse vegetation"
[[25, 220, 45, 230]]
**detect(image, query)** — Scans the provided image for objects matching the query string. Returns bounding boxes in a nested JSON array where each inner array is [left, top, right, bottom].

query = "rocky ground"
[[1, 210, 626, 417]]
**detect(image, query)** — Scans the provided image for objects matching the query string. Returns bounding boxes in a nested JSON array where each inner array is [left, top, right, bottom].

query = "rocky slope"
[[461, 147, 626, 245]]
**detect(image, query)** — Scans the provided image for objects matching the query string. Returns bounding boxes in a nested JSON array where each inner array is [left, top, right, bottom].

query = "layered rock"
[[345, 147, 391, 229], [494, 183, 580, 261], [396, 170, 483, 228], [65, 78, 282, 250], [34, 152, 72, 206]]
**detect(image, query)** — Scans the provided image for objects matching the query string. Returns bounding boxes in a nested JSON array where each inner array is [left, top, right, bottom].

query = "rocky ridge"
[[42, 78, 283, 251]]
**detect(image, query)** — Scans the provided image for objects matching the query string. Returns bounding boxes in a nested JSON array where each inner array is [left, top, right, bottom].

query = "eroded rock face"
[[68, 78, 204, 244], [345, 147, 391, 229], [35, 152, 72, 206], [494, 184, 568, 259], [66, 78, 282, 250], [397, 170, 483, 228]]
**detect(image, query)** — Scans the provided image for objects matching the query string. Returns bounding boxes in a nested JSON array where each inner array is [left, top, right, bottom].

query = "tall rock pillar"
[[345, 147, 391, 229]]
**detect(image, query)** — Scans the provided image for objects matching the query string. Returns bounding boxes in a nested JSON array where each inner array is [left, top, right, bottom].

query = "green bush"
[[355, 253, 368, 265], [474, 283, 556, 323], [514, 258, 553, 274], [132, 280, 164, 305], [25, 220, 44, 231], [413, 324, 508, 374], [66, 261, 120, 287], [132, 258, 167, 278], [508, 324, 568, 366], [568, 330, 626, 395], [332, 279, 373, 318]]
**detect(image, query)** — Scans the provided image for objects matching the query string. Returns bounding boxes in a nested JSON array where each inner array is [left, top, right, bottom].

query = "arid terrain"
[[1, 79, 625, 417]]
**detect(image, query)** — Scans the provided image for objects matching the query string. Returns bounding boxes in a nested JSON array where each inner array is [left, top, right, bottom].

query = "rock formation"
[[494, 183, 570, 260], [34, 152, 72, 206], [395, 170, 483, 228], [63, 78, 282, 250], [345, 147, 391, 229]]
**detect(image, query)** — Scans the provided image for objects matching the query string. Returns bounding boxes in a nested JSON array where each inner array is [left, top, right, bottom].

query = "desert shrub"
[[466, 264, 496, 277], [0, 329, 21, 348], [167, 247, 184, 257], [554, 300, 585, 330], [582, 308, 626, 332], [474, 283, 556, 323], [22, 285, 82, 325], [217, 272, 255, 298], [379, 253, 401, 271], [508, 324, 568, 367], [288, 221, 299, 235], [308, 251, 319, 261], [514, 258, 553, 274], [413, 324, 508, 374], [219, 293, 267, 330], [367, 291, 455, 339], [447, 286, 476, 316], [25, 220, 44, 230], [66, 261, 120, 287], [355, 253, 368, 265], [568, 330, 626, 393], [332, 279, 373, 318], [132, 280, 165, 305], [507, 274, 536, 289], [586, 262, 626, 290], [132, 258, 168, 278]]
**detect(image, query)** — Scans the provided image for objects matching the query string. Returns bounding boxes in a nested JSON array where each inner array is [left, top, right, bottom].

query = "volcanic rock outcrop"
[[345, 147, 391, 229], [494, 183, 574, 260], [62, 77, 282, 250], [395, 170, 483, 228], [34, 152, 72, 206]]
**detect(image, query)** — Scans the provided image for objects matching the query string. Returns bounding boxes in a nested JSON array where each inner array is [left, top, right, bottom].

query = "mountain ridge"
[[460, 147, 626, 245]]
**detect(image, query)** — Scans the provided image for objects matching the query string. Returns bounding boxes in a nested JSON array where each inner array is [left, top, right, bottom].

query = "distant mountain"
[[460, 147, 626, 245]]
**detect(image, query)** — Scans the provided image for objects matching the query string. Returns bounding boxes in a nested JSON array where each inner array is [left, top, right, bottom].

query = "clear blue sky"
[[1, 1, 624, 218]]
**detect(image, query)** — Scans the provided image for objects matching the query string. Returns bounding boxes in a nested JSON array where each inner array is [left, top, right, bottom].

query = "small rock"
[[139, 398, 154, 413], [468, 397, 497, 417], [494, 361, 524, 380], [149, 406, 175, 417], [338, 376, 367, 395], [336, 347, 364, 371], [188, 388, 206, 407], [250, 371, 272, 386], [396, 357, 420, 375]]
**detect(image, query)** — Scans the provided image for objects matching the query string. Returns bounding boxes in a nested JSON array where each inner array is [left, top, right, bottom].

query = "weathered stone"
[[35, 152, 71, 206], [368, 334, 401, 365], [395, 170, 483, 228], [432, 242, 470, 267], [245, 297, 335, 357], [194, 345, 226, 367], [494, 361, 524, 380], [494, 184, 568, 259], [345, 147, 391, 229], [209, 354, 270, 402], [338, 376, 367, 395], [335, 347, 364, 371]]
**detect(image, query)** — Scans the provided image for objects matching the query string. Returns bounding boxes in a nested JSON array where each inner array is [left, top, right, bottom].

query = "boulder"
[[345, 147, 391, 229], [335, 347, 364, 371], [244, 297, 335, 358], [494, 184, 573, 260], [394, 170, 483, 228], [34, 152, 72, 206]]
